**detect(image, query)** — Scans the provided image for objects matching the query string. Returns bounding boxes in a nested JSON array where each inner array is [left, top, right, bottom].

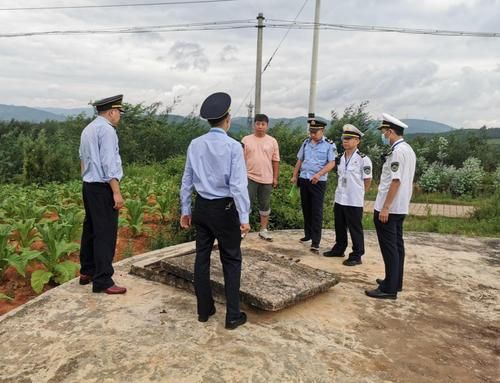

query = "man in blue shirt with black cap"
[[180, 92, 250, 330], [79, 94, 126, 294], [291, 117, 336, 253]]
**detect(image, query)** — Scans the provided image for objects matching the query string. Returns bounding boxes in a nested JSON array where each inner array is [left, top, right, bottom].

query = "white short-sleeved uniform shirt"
[[335, 150, 372, 207], [375, 139, 416, 214]]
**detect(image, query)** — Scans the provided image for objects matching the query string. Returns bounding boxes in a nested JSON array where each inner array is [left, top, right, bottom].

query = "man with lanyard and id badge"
[[291, 117, 336, 253], [323, 124, 372, 266]]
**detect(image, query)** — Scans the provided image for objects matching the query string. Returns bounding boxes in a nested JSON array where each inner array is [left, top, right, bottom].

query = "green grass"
[[360, 214, 498, 237], [365, 185, 481, 206], [407, 192, 481, 206], [487, 138, 500, 145]]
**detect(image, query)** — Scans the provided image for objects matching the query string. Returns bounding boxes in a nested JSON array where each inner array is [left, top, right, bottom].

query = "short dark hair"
[[254, 113, 269, 124], [208, 112, 229, 127], [392, 126, 404, 136]]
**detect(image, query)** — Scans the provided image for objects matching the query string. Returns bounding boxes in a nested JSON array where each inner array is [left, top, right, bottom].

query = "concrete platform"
[[130, 246, 339, 311], [0, 230, 498, 383]]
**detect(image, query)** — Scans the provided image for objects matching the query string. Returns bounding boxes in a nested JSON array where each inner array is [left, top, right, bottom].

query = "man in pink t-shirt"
[[241, 114, 280, 241]]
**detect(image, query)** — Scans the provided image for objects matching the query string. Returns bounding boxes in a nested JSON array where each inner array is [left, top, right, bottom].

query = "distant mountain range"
[[0, 103, 473, 134], [401, 119, 455, 134], [38, 107, 93, 117]]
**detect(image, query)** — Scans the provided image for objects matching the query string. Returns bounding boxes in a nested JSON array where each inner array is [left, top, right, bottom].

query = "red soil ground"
[[0, 220, 157, 316]]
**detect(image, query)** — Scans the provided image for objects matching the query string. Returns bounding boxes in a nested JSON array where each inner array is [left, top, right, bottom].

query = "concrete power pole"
[[308, 0, 321, 121], [254, 13, 265, 115], [246, 101, 254, 130]]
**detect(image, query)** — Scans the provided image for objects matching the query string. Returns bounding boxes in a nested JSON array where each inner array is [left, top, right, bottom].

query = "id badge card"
[[341, 177, 347, 187]]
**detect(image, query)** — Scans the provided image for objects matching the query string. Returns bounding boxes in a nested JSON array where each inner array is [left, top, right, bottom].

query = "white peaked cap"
[[380, 113, 408, 129]]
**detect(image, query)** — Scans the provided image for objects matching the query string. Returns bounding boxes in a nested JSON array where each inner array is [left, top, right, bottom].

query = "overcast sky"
[[0, 0, 499, 128]]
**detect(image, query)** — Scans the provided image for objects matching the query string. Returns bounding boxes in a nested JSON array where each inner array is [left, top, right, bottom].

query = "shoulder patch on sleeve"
[[363, 166, 371, 175], [391, 162, 400, 172]]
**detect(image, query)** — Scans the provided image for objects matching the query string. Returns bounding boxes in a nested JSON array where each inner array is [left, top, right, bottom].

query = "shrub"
[[450, 157, 485, 197], [419, 163, 455, 193], [494, 167, 500, 191]]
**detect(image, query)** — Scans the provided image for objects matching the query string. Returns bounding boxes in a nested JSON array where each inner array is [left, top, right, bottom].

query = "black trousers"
[[80, 182, 118, 290], [374, 210, 406, 294], [298, 178, 326, 246], [192, 195, 242, 321], [332, 203, 364, 260]]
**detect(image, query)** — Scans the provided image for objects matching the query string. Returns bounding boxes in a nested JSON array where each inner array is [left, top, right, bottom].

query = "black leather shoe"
[[299, 237, 311, 242], [322, 249, 345, 257], [376, 279, 402, 292], [225, 312, 247, 330], [198, 306, 216, 322], [365, 288, 397, 300], [343, 259, 362, 266]]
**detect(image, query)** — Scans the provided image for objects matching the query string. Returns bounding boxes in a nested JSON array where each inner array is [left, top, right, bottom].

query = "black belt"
[[83, 181, 110, 188], [196, 195, 234, 207]]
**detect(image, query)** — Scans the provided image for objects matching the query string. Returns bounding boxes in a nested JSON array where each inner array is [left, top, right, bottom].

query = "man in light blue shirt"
[[291, 117, 336, 253], [79, 94, 126, 295], [180, 92, 250, 330]]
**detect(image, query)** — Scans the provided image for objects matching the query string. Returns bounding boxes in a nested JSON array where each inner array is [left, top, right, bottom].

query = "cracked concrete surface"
[[0, 230, 498, 383]]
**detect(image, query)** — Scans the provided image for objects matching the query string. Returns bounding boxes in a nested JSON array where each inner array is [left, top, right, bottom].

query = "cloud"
[[219, 45, 239, 62], [168, 41, 210, 72], [0, 0, 497, 129]]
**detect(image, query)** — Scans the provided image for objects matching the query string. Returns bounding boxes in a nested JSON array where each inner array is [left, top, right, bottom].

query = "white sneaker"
[[259, 229, 273, 241]]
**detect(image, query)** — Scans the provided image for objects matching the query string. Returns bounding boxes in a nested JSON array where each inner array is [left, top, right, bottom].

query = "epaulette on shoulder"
[[358, 151, 366, 158], [324, 137, 334, 145]]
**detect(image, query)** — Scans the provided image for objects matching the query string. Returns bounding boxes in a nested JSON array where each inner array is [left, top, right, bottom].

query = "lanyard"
[[344, 150, 357, 171], [391, 139, 404, 150]]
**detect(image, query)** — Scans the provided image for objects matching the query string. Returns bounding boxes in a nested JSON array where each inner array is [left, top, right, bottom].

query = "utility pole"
[[254, 12, 265, 115], [308, 0, 321, 121], [246, 101, 254, 130]]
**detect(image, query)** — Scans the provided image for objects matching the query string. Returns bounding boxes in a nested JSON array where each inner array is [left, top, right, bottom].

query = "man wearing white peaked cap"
[[365, 113, 416, 300]]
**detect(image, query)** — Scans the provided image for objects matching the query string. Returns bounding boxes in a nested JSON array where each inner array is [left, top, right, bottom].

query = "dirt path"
[[0, 230, 498, 383], [364, 201, 475, 217]]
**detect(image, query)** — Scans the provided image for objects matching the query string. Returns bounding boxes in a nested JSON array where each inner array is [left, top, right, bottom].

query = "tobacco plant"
[[0, 225, 39, 280], [31, 222, 80, 294], [56, 205, 85, 242], [11, 218, 39, 249], [123, 199, 151, 237]]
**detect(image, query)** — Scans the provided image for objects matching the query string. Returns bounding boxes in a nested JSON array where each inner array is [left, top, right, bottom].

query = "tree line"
[[0, 101, 498, 195]]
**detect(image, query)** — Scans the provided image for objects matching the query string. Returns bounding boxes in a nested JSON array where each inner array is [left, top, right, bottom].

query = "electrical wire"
[[233, 0, 311, 117], [262, 0, 310, 73], [0, 20, 255, 38], [0, 0, 236, 11], [267, 20, 500, 38], [1, 19, 498, 39]]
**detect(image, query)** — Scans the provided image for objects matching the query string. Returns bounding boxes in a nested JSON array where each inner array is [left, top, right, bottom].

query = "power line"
[[0, 20, 255, 38], [267, 20, 500, 38], [2, 18, 497, 39], [0, 0, 236, 11], [0, 15, 497, 40], [262, 0, 310, 73], [234, 0, 311, 117]]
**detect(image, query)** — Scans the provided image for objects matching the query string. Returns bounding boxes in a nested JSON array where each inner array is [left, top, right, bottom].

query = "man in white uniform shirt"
[[366, 113, 416, 300], [323, 124, 372, 266]]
